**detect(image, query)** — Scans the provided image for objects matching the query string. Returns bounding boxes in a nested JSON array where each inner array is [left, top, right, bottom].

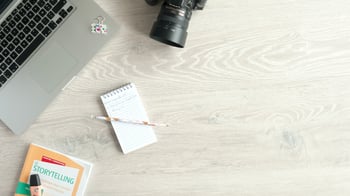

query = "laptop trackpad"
[[29, 41, 78, 93]]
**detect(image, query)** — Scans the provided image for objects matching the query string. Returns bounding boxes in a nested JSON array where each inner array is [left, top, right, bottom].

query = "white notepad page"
[[100, 83, 157, 154]]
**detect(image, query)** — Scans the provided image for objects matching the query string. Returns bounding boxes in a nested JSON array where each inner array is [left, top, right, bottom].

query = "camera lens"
[[149, 1, 193, 48]]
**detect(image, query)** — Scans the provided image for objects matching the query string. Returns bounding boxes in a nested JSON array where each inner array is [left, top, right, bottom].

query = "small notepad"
[[100, 83, 157, 154]]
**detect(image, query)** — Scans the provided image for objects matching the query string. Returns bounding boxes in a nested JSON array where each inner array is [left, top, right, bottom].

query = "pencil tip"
[[90, 115, 96, 119]]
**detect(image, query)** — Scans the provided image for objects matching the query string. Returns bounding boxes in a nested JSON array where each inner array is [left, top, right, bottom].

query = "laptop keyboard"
[[0, 0, 75, 89]]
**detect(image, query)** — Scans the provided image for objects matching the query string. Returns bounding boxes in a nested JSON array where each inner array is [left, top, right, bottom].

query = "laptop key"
[[29, 0, 38, 4], [10, 52, 18, 60], [47, 11, 55, 19], [20, 40, 28, 48], [22, 17, 30, 25], [0, 75, 6, 84], [31, 29, 39, 36], [15, 34, 44, 65], [4, 70, 12, 78], [8, 20, 16, 28], [0, 21, 7, 28], [5, 58, 12, 65], [24, 3, 32, 10], [42, 27, 52, 37], [15, 46, 23, 54], [5, 15, 12, 22], [26, 35, 34, 42], [6, 34, 14, 42], [11, 8, 18, 16], [56, 17, 63, 24], [33, 15, 41, 23], [7, 43, 15, 51], [19, 8, 27, 16], [59, 10, 68, 18], [16, 23, 24, 30], [17, 2, 24, 9], [11, 28, 19, 36], [42, 17, 50, 25], [53, 0, 67, 13], [36, 23, 44, 31], [50, 0, 58, 5], [39, 9, 47, 17], [0, 32, 5, 39], [13, 38, 20, 45], [18, 32, 25, 39], [2, 49, 10, 57], [67, 6, 74, 13], [3, 26, 11, 34], [44, 3, 52, 11], [48, 21, 57, 30], [28, 21, 36, 28], [0, 64, 7, 71], [38, 0, 45, 7], [27, 11, 35, 19], [1, 40, 9, 47], [13, 14, 21, 22], [23, 26, 31, 34], [9, 63, 19, 72], [32, 5, 40, 12]]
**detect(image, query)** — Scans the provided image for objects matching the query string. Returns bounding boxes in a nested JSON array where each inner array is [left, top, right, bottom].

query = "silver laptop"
[[0, 0, 115, 134]]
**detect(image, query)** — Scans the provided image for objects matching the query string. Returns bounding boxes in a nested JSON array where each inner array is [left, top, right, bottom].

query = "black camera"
[[145, 0, 207, 48]]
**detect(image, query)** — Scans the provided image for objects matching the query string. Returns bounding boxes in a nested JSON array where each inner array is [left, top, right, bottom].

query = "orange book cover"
[[15, 143, 93, 196]]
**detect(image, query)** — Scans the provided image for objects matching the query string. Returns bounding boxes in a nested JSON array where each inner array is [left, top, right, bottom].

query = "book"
[[15, 143, 93, 196], [100, 83, 157, 154]]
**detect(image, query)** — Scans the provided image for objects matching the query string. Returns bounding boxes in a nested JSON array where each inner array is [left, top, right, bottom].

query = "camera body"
[[146, 0, 207, 48]]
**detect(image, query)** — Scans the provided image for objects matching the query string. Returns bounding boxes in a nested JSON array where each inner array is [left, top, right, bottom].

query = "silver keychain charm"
[[91, 16, 108, 35]]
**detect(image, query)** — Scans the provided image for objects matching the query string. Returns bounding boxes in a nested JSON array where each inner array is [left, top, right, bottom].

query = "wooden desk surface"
[[2, 0, 350, 195]]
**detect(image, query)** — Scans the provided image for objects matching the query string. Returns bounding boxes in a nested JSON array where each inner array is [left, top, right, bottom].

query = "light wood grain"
[[2, 0, 350, 195]]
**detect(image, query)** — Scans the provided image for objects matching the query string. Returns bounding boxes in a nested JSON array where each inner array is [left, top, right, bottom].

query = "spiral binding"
[[102, 83, 134, 99]]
